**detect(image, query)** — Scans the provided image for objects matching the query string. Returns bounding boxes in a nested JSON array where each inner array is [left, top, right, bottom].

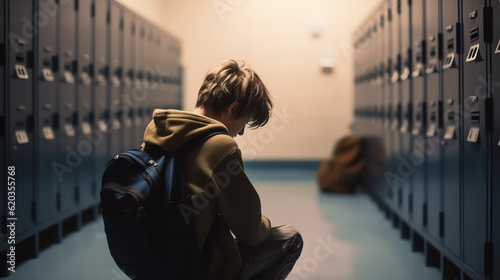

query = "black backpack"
[[100, 130, 226, 280]]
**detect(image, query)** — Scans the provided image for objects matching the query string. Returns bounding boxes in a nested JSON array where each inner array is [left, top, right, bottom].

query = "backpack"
[[100, 130, 226, 280]]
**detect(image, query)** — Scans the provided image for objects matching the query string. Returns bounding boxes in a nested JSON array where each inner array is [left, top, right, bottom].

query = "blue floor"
[[4, 167, 441, 280]]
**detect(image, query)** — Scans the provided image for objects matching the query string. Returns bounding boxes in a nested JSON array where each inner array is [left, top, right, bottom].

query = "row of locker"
[[0, 0, 182, 275], [352, 0, 499, 279]]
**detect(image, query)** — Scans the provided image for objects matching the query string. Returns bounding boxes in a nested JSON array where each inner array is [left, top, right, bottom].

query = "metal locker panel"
[[134, 17, 146, 145], [399, 0, 413, 221], [121, 8, 135, 151], [93, 0, 110, 186], [172, 36, 182, 109], [153, 29, 163, 109], [462, 1, 489, 277], [57, 0, 78, 214], [143, 22, 154, 121], [441, 0, 461, 258], [36, 0, 59, 225], [388, 0, 402, 211], [410, 0, 426, 231], [76, 0, 96, 210], [6, 0, 36, 235], [424, 0, 442, 241], [109, 1, 123, 158], [492, 1, 500, 279], [159, 31, 169, 109]]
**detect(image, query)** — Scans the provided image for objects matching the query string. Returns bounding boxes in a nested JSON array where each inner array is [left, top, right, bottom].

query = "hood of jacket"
[[142, 109, 229, 152]]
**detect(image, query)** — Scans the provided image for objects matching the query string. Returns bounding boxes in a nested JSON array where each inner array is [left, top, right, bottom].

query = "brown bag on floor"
[[317, 135, 366, 193]]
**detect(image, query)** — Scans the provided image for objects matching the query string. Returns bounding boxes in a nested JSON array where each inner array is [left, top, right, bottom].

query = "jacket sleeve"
[[210, 150, 271, 247]]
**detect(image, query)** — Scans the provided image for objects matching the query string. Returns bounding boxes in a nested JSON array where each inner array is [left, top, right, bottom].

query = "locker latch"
[[444, 125, 456, 140], [425, 61, 437, 74], [64, 71, 75, 84], [400, 67, 410, 81], [81, 122, 92, 135], [99, 120, 108, 132], [426, 123, 437, 138], [390, 71, 399, 83], [466, 127, 480, 143], [80, 73, 91, 85], [64, 123, 75, 137], [443, 54, 456, 69], [15, 130, 29, 144], [465, 44, 481, 62], [42, 126, 55, 140], [412, 63, 423, 78], [14, 64, 29, 79], [42, 68, 55, 82], [495, 39, 500, 54]]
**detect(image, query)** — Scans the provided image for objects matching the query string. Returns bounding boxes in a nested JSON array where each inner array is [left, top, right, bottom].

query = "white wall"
[[117, 0, 380, 160]]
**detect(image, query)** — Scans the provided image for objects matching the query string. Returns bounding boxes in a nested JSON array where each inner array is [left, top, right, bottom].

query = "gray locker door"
[[492, 1, 500, 278], [399, 0, 413, 221], [144, 22, 155, 118], [159, 31, 169, 109], [441, 0, 461, 259], [93, 0, 109, 185], [462, 0, 489, 277], [410, 0, 426, 232], [36, 0, 59, 225], [7, 0, 36, 235], [389, 0, 402, 212], [121, 9, 134, 151], [424, 0, 442, 241], [57, 0, 78, 214], [109, 2, 123, 158], [76, 0, 96, 210], [134, 18, 146, 145]]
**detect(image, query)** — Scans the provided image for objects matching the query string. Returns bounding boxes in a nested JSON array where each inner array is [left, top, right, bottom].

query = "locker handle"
[[412, 63, 423, 78], [14, 64, 29, 79], [426, 123, 437, 137], [64, 71, 75, 84], [465, 44, 481, 62], [442, 54, 455, 69], [112, 76, 121, 87], [80, 73, 91, 86], [443, 125, 456, 140], [495, 39, 500, 54], [390, 71, 399, 83], [42, 68, 55, 82], [425, 62, 437, 74], [466, 127, 480, 143], [400, 67, 410, 81]]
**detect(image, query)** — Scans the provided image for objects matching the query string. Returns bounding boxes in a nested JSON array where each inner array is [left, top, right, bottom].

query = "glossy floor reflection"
[[4, 166, 441, 280]]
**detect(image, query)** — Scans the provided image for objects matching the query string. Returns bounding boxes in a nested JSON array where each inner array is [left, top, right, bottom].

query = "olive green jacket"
[[142, 109, 271, 279]]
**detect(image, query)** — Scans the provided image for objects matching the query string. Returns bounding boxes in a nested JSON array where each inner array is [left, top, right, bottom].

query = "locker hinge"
[[439, 211, 444, 237], [423, 203, 427, 226], [483, 7, 493, 44], [485, 98, 493, 133], [485, 242, 493, 277]]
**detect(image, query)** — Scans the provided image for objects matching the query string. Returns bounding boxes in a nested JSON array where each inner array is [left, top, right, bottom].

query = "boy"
[[142, 59, 303, 279]]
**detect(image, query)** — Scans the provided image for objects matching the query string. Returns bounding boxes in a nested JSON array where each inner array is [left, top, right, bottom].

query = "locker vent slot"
[[469, 27, 479, 42], [495, 39, 500, 54], [447, 38, 454, 50], [465, 44, 480, 62], [470, 111, 480, 123]]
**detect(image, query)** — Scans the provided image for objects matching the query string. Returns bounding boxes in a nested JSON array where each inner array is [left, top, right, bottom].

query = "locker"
[[159, 31, 169, 108], [93, 0, 110, 186], [492, 0, 500, 277], [441, 0, 461, 258], [36, 0, 59, 225], [382, 0, 394, 205], [424, 0, 442, 241], [144, 22, 156, 118], [6, 0, 36, 235], [388, 0, 402, 211], [76, 0, 96, 210], [109, 1, 123, 158], [121, 8, 135, 150], [134, 18, 146, 145], [57, 0, 78, 214], [409, 0, 426, 232], [172, 36, 182, 109], [399, 0, 413, 221], [462, 0, 490, 277]]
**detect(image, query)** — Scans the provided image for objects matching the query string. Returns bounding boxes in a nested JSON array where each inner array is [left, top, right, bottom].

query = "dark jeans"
[[235, 225, 303, 280]]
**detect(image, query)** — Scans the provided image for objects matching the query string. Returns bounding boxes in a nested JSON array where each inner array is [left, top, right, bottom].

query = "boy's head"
[[195, 60, 273, 135]]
